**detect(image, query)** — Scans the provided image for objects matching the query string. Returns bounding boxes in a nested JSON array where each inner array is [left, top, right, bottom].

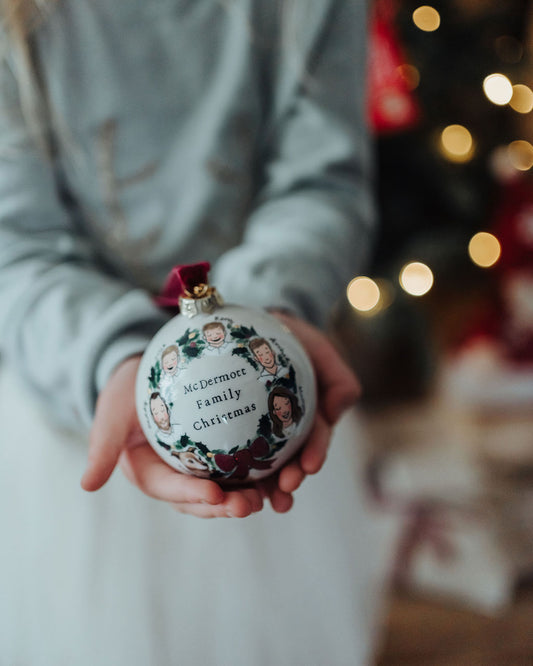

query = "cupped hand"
[[81, 313, 360, 517], [81, 356, 268, 518], [265, 311, 361, 498]]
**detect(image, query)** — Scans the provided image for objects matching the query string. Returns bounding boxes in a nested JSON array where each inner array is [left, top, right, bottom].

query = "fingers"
[[304, 335, 360, 424], [120, 444, 265, 517], [257, 477, 295, 513], [171, 488, 264, 518], [299, 412, 332, 475], [119, 443, 225, 505], [272, 312, 360, 424], [275, 412, 332, 495], [277, 461, 305, 494]]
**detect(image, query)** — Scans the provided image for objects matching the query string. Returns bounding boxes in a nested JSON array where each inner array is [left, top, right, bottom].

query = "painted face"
[[254, 343, 276, 370], [162, 351, 179, 375], [150, 396, 171, 431], [204, 326, 226, 347], [273, 396, 292, 426], [179, 451, 209, 472]]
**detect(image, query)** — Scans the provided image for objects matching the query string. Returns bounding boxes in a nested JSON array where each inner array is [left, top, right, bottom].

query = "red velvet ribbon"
[[214, 437, 273, 480], [155, 262, 211, 309]]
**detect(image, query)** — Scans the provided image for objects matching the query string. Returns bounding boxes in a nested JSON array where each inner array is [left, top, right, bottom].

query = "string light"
[[399, 262, 434, 297], [412, 6, 440, 32], [507, 140, 533, 171], [468, 232, 501, 268], [347, 276, 381, 312], [439, 124, 474, 163], [483, 73, 513, 105], [509, 84, 533, 114]]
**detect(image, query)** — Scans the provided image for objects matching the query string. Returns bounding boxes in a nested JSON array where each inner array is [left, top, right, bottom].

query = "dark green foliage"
[[148, 360, 162, 390]]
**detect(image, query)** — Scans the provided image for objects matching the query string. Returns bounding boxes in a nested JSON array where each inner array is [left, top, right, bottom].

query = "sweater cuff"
[[95, 332, 157, 393]]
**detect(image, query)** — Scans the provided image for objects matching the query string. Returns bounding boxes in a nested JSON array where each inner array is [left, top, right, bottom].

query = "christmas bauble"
[[135, 263, 316, 484]]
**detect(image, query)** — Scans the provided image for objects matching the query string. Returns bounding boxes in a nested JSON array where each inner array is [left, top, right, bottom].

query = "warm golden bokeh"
[[509, 84, 533, 114], [412, 6, 441, 32], [483, 73, 513, 105], [439, 124, 474, 163], [468, 232, 502, 268], [399, 262, 434, 296], [347, 276, 381, 312]]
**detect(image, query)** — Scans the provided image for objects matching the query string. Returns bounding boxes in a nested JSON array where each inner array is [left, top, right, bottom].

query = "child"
[[202, 321, 232, 356], [158, 344, 181, 402], [0, 1, 386, 664]]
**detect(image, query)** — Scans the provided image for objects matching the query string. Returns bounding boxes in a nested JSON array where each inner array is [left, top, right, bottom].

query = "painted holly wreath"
[[144, 317, 305, 481]]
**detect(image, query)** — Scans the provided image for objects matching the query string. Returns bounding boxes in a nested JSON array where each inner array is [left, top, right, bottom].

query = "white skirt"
[[0, 364, 388, 666]]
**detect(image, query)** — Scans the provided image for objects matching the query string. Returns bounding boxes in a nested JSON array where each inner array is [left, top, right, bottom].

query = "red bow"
[[155, 262, 211, 309], [214, 437, 273, 480]]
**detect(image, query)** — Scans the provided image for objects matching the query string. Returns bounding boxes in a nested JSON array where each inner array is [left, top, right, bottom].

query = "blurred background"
[[332, 0, 533, 663]]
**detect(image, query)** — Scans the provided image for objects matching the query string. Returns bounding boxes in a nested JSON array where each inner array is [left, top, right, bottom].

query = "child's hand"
[[262, 311, 361, 502], [81, 356, 276, 518], [81, 312, 359, 516]]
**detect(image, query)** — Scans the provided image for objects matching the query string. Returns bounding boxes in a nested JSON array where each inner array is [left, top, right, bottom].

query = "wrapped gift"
[[392, 501, 514, 613], [364, 401, 515, 613]]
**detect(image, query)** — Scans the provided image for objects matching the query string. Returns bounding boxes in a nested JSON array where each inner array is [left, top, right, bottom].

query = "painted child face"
[[150, 396, 171, 431], [204, 325, 225, 347], [254, 343, 276, 369], [273, 396, 292, 426], [162, 351, 179, 375]]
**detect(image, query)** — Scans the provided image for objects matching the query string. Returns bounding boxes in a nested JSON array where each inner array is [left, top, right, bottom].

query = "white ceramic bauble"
[[136, 298, 316, 484]]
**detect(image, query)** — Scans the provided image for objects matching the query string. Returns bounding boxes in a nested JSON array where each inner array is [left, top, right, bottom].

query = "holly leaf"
[[230, 329, 248, 340], [275, 365, 297, 393], [240, 326, 255, 338], [195, 441, 210, 456], [257, 414, 272, 438], [185, 346, 201, 358], [177, 328, 194, 346], [148, 360, 162, 390], [278, 349, 290, 367], [231, 347, 259, 371], [179, 434, 192, 449]]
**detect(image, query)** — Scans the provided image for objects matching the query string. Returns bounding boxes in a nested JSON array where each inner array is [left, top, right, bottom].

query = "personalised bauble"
[[135, 265, 316, 484]]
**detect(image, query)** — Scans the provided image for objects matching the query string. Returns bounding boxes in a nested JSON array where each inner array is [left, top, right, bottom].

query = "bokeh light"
[[489, 145, 519, 182], [397, 64, 421, 91], [347, 276, 381, 312], [507, 140, 533, 171], [509, 84, 533, 114], [412, 6, 441, 32], [483, 73, 513, 105], [399, 262, 434, 296], [468, 232, 501, 268], [439, 124, 474, 163]]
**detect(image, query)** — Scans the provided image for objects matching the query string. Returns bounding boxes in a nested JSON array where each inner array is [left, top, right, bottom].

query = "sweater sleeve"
[[0, 54, 169, 431], [211, 0, 375, 327]]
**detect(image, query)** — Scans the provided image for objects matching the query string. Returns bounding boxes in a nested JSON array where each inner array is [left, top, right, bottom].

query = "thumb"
[[81, 375, 139, 492], [82, 355, 142, 492], [81, 403, 129, 491]]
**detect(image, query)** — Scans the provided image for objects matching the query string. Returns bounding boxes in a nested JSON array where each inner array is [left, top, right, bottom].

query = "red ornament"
[[367, 0, 421, 135]]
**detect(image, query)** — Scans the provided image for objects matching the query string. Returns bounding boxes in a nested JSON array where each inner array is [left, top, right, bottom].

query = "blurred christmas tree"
[[335, 0, 533, 406]]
